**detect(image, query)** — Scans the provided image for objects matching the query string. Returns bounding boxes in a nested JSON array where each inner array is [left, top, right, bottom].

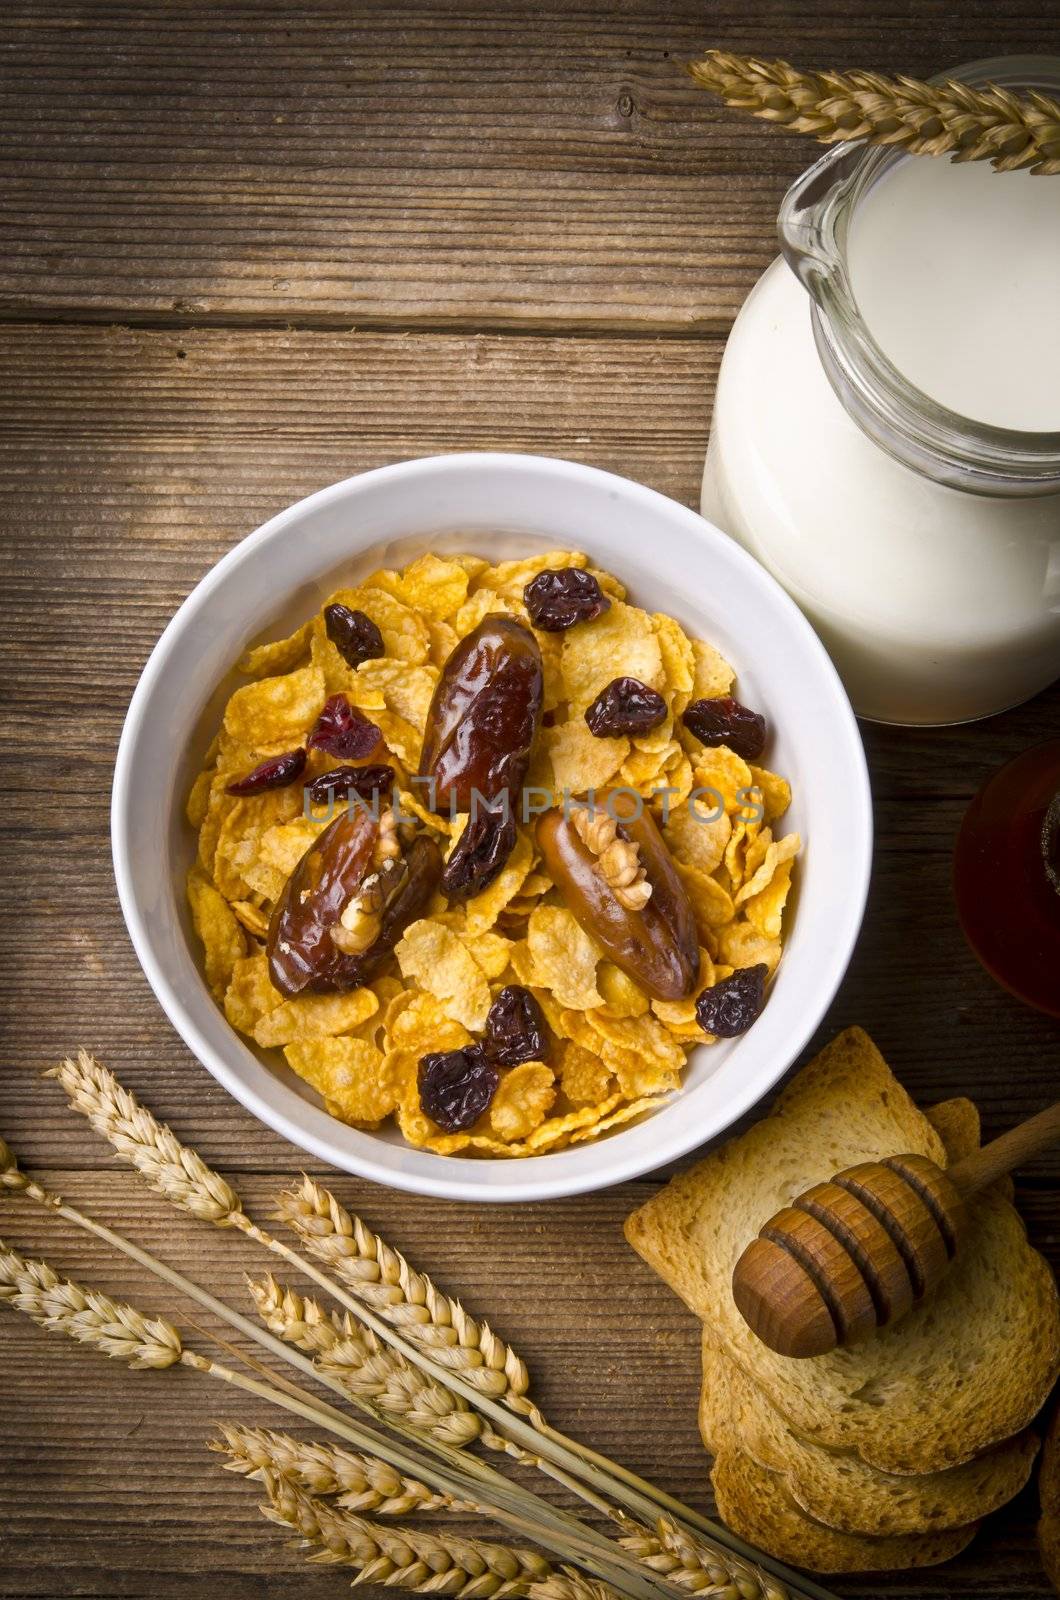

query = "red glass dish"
[[953, 740, 1060, 1018]]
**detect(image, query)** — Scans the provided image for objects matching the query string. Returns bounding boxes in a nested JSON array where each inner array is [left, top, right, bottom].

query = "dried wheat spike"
[[274, 1176, 536, 1412], [621, 1517, 789, 1600], [529, 1573, 624, 1600], [0, 1239, 183, 1370], [47, 1052, 243, 1224], [248, 1274, 481, 1448], [212, 1423, 462, 1515], [688, 50, 1060, 175], [260, 1469, 552, 1594]]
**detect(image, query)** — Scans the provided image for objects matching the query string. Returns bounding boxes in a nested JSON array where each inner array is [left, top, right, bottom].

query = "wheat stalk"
[[688, 50, 1060, 174], [212, 1423, 465, 1515], [249, 1273, 481, 1449], [260, 1468, 553, 1594], [275, 1175, 536, 1410]]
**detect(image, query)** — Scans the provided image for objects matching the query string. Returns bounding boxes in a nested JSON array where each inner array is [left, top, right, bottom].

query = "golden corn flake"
[[285, 1037, 395, 1128], [561, 602, 664, 713], [254, 986, 378, 1049], [395, 918, 492, 1033], [489, 1063, 556, 1141], [556, 1041, 615, 1107], [187, 869, 247, 999], [238, 620, 313, 678], [223, 663, 325, 747], [544, 720, 628, 796], [690, 638, 735, 700], [527, 905, 603, 1010], [187, 551, 800, 1159]]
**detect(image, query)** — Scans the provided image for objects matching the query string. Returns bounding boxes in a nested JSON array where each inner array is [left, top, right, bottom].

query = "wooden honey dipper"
[[732, 1101, 1060, 1358]]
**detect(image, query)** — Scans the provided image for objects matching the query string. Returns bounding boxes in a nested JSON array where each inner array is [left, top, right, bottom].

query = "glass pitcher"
[[701, 55, 1060, 726]]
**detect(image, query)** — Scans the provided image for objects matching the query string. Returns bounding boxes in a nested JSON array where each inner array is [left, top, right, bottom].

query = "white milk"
[[702, 158, 1060, 725], [847, 159, 1060, 432]]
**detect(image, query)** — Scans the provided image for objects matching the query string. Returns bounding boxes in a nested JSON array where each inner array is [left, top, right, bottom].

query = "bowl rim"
[[111, 451, 872, 1202]]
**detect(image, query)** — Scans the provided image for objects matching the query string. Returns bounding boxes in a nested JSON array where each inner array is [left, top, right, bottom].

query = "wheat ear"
[[248, 1273, 481, 1449], [530, 1575, 624, 1600], [212, 1423, 463, 1516], [0, 1239, 183, 1368], [688, 50, 1060, 174], [274, 1175, 536, 1411], [259, 1468, 553, 1594], [621, 1519, 787, 1600]]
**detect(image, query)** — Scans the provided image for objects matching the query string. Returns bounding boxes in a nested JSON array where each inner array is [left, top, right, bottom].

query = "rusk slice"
[[701, 1333, 1038, 1535], [698, 1097, 1038, 1535], [710, 1452, 977, 1573], [626, 1027, 1060, 1474]]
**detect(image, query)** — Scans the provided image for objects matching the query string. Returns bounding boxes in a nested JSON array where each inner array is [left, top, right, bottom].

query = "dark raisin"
[[324, 602, 385, 668], [418, 1047, 498, 1132], [695, 964, 769, 1038], [584, 677, 667, 738], [307, 694, 382, 760], [304, 763, 395, 809], [226, 747, 306, 795], [683, 696, 766, 761], [484, 985, 549, 1067], [523, 568, 611, 632], [441, 803, 517, 900]]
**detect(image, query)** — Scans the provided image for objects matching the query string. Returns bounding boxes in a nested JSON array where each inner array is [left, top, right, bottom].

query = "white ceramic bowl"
[[112, 453, 871, 1202]]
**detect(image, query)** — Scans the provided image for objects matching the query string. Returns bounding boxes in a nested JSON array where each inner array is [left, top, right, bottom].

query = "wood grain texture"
[[2, 2, 1060, 1591], [0, 321, 1057, 1599], [1, 0, 1058, 331]]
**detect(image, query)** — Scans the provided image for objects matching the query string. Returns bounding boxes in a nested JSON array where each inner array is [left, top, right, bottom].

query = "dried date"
[[584, 677, 666, 738], [683, 696, 766, 761], [536, 793, 698, 1001], [695, 964, 769, 1037], [308, 694, 382, 761], [484, 985, 549, 1067], [226, 748, 306, 795], [523, 568, 610, 632], [324, 602, 385, 668], [418, 1047, 498, 1132], [267, 811, 440, 995], [419, 615, 542, 813]]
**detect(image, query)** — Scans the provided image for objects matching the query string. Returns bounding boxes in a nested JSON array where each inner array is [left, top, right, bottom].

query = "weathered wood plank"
[[1, 0, 1056, 330], [0, 321, 1057, 1599]]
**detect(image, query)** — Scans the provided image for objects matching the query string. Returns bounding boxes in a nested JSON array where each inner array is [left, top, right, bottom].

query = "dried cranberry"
[[441, 803, 517, 900], [226, 748, 307, 796], [484, 985, 549, 1067], [324, 603, 385, 668], [584, 677, 667, 739], [304, 763, 395, 809], [418, 1047, 498, 1132], [683, 696, 766, 761], [307, 694, 381, 760], [523, 569, 611, 632], [695, 964, 769, 1038]]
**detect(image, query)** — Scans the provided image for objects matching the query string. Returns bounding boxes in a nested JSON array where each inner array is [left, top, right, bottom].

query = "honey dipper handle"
[[947, 1102, 1060, 1196]]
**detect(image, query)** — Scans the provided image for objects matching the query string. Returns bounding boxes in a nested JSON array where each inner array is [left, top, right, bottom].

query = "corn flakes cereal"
[[186, 550, 801, 1159]]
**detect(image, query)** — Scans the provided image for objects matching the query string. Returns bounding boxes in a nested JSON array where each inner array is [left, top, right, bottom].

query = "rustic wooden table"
[[2, 3, 1058, 1597]]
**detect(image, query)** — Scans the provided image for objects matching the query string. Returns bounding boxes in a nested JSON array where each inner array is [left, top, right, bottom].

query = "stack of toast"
[[626, 1028, 1060, 1573]]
